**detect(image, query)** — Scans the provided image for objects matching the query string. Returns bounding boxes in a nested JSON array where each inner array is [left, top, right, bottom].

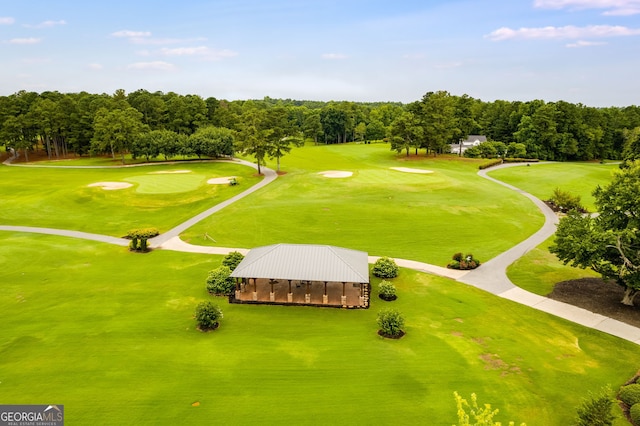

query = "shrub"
[[206, 266, 235, 296], [477, 159, 503, 169], [378, 280, 397, 301], [377, 308, 404, 338], [372, 257, 399, 278], [222, 251, 244, 272], [126, 227, 160, 252], [630, 403, 640, 425], [548, 188, 585, 213], [447, 253, 481, 270], [620, 384, 640, 407], [195, 301, 222, 331], [575, 386, 615, 426], [453, 392, 526, 426]]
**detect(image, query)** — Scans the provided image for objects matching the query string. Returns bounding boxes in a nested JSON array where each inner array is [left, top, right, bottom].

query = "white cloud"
[[112, 30, 151, 38], [486, 25, 640, 40], [533, 0, 640, 15], [126, 61, 175, 71], [130, 36, 206, 46], [0, 17, 14, 25], [566, 39, 607, 47], [322, 53, 348, 60], [24, 20, 66, 29], [160, 46, 238, 60], [88, 63, 103, 70], [8, 37, 42, 45]]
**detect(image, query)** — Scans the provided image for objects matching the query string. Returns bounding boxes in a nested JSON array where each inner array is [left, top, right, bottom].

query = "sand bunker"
[[149, 170, 191, 174], [88, 182, 133, 190], [207, 176, 237, 184], [318, 170, 353, 178], [390, 167, 434, 174]]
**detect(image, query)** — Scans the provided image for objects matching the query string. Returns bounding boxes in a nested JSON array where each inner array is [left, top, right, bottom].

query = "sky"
[[1, 0, 639, 106]]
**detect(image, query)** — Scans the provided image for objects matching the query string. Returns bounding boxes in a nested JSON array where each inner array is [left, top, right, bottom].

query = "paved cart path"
[[2, 159, 640, 344]]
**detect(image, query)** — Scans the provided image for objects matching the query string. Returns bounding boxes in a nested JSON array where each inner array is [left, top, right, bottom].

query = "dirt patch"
[[318, 170, 353, 178], [390, 167, 434, 174], [207, 176, 236, 184], [149, 170, 191, 174], [548, 278, 640, 328], [88, 182, 133, 190]]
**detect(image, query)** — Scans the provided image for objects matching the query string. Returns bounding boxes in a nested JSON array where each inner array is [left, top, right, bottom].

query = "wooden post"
[[323, 281, 328, 304]]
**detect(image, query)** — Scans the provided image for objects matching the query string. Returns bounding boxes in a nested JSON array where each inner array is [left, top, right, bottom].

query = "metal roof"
[[230, 244, 369, 283]]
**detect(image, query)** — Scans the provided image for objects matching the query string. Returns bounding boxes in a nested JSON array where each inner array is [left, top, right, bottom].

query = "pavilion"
[[229, 244, 370, 308]]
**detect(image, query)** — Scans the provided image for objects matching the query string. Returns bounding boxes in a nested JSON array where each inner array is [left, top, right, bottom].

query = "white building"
[[450, 135, 487, 155]]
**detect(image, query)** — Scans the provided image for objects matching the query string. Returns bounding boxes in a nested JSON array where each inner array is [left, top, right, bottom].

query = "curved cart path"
[[2, 159, 640, 344]]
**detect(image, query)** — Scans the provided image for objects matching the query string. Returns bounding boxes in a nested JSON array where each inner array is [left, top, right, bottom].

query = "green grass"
[[183, 145, 543, 265], [507, 236, 600, 295], [487, 162, 617, 211], [0, 232, 637, 425], [0, 161, 261, 236]]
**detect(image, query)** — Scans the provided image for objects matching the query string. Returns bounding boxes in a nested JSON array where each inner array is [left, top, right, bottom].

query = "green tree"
[[376, 308, 404, 337], [622, 126, 640, 164], [194, 301, 223, 331], [372, 257, 399, 278], [206, 266, 235, 296], [389, 111, 423, 156], [550, 162, 640, 305], [222, 251, 244, 271], [412, 91, 457, 155], [238, 106, 269, 174], [264, 107, 302, 172], [302, 111, 323, 144], [188, 126, 235, 159], [91, 107, 147, 163]]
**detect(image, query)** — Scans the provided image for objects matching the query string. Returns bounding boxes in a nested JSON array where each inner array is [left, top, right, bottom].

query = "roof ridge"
[[327, 246, 369, 282]]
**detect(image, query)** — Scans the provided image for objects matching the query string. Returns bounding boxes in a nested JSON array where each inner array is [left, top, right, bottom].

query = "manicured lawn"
[[507, 236, 600, 295], [487, 162, 617, 211], [0, 233, 637, 425], [183, 144, 542, 265], [0, 161, 260, 236]]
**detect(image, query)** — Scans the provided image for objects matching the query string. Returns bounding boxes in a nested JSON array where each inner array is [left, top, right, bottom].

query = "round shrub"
[[378, 280, 397, 301], [631, 403, 640, 425], [222, 251, 244, 272], [195, 301, 223, 331], [377, 308, 405, 338], [620, 384, 640, 407], [206, 265, 235, 296], [372, 257, 399, 279]]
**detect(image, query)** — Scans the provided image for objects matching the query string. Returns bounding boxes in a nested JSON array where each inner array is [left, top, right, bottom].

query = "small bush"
[[206, 266, 235, 296], [222, 251, 244, 271], [620, 384, 640, 407], [126, 227, 160, 252], [548, 188, 585, 213], [631, 403, 640, 425], [377, 308, 404, 338], [195, 301, 223, 331], [447, 253, 481, 270], [378, 280, 397, 301], [372, 257, 399, 278], [575, 385, 615, 426]]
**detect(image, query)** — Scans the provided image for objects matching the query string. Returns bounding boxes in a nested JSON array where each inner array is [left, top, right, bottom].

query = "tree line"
[[1, 89, 640, 166]]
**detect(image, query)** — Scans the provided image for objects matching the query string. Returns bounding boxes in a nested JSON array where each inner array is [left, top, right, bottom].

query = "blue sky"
[[1, 0, 639, 106]]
